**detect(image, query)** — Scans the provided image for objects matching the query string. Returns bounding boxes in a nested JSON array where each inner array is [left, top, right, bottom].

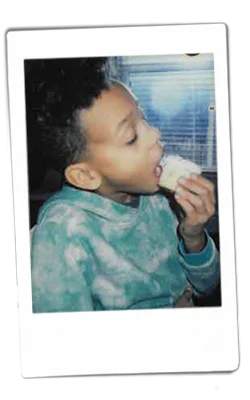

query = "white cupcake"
[[159, 155, 202, 192]]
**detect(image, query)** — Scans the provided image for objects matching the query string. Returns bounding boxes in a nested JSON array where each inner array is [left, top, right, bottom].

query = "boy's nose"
[[152, 128, 165, 154], [155, 127, 161, 141], [150, 126, 162, 145]]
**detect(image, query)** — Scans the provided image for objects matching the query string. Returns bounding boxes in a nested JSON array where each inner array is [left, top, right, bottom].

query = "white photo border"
[[7, 24, 239, 378]]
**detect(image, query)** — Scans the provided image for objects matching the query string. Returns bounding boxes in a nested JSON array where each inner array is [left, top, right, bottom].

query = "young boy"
[[27, 57, 220, 312]]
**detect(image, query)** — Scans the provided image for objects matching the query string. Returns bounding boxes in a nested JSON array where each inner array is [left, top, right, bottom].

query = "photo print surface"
[[7, 25, 238, 377]]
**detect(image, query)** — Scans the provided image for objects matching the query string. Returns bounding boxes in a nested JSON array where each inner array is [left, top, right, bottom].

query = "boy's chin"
[[152, 187, 161, 195], [138, 185, 161, 195]]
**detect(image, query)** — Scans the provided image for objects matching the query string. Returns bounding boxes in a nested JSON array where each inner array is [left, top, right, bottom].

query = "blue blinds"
[[116, 55, 217, 171]]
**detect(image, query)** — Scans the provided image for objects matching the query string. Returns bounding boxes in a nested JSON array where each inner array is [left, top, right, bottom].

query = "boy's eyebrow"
[[116, 111, 134, 136], [115, 101, 145, 137]]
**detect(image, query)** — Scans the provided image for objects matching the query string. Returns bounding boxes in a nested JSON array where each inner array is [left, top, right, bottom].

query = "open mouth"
[[153, 152, 165, 180], [154, 164, 163, 179]]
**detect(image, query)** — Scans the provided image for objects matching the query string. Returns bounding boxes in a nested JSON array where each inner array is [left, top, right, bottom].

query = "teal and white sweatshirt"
[[31, 184, 220, 312]]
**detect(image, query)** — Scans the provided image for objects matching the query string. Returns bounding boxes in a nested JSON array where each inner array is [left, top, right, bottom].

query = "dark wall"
[[202, 171, 220, 249], [29, 167, 62, 228]]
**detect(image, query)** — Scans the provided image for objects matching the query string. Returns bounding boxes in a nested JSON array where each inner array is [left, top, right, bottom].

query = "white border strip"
[[7, 24, 238, 378]]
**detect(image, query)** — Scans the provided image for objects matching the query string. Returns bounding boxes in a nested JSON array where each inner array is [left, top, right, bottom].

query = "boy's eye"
[[125, 120, 138, 145], [126, 134, 138, 145]]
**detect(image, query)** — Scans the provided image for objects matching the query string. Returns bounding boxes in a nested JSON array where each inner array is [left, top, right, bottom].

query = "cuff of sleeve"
[[179, 231, 214, 267]]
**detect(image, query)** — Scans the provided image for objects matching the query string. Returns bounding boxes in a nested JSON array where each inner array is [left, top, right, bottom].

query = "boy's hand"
[[174, 174, 216, 253]]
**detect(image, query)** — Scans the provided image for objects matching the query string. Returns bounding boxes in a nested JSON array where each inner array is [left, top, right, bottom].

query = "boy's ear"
[[65, 163, 102, 191]]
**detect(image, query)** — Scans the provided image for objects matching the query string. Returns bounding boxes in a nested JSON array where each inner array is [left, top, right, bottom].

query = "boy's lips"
[[154, 164, 163, 179], [153, 152, 164, 180]]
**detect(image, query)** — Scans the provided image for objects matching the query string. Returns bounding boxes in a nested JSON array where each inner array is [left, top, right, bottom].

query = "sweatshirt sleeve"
[[178, 231, 220, 297], [31, 222, 94, 313]]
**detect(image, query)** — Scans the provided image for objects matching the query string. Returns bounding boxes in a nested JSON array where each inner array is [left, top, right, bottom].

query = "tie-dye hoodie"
[[31, 184, 220, 312]]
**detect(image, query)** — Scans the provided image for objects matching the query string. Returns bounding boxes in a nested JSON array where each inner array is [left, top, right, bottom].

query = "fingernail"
[[191, 173, 198, 180], [175, 186, 183, 195], [178, 177, 187, 185]]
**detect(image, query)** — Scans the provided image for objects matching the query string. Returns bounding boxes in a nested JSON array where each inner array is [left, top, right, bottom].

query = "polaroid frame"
[[7, 24, 239, 378]]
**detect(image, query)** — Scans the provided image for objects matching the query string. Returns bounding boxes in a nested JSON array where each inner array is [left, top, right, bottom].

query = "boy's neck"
[[64, 182, 138, 205], [96, 189, 137, 205]]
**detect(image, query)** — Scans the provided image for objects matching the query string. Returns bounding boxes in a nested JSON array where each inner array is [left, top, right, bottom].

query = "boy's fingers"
[[175, 186, 206, 214], [178, 177, 214, 205], [175, 194, 202, 224], [174, 195, 196, 216], [190, 174, 216, 204], [204, 196, 215, 216], [176, 179, 216, 218]]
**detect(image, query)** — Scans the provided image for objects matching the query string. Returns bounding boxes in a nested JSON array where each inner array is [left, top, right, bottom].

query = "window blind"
[[117, 55, 217, 171]]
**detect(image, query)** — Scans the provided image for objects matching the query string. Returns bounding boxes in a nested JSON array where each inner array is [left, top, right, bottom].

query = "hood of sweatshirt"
[[38, 184, 151, 224]]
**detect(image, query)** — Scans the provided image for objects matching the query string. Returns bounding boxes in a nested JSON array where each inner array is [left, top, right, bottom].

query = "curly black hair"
[[24, 57, 109, 178]]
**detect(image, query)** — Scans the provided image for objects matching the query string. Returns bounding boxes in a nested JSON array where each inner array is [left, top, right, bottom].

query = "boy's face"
[[79, 82, 164, 202]]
